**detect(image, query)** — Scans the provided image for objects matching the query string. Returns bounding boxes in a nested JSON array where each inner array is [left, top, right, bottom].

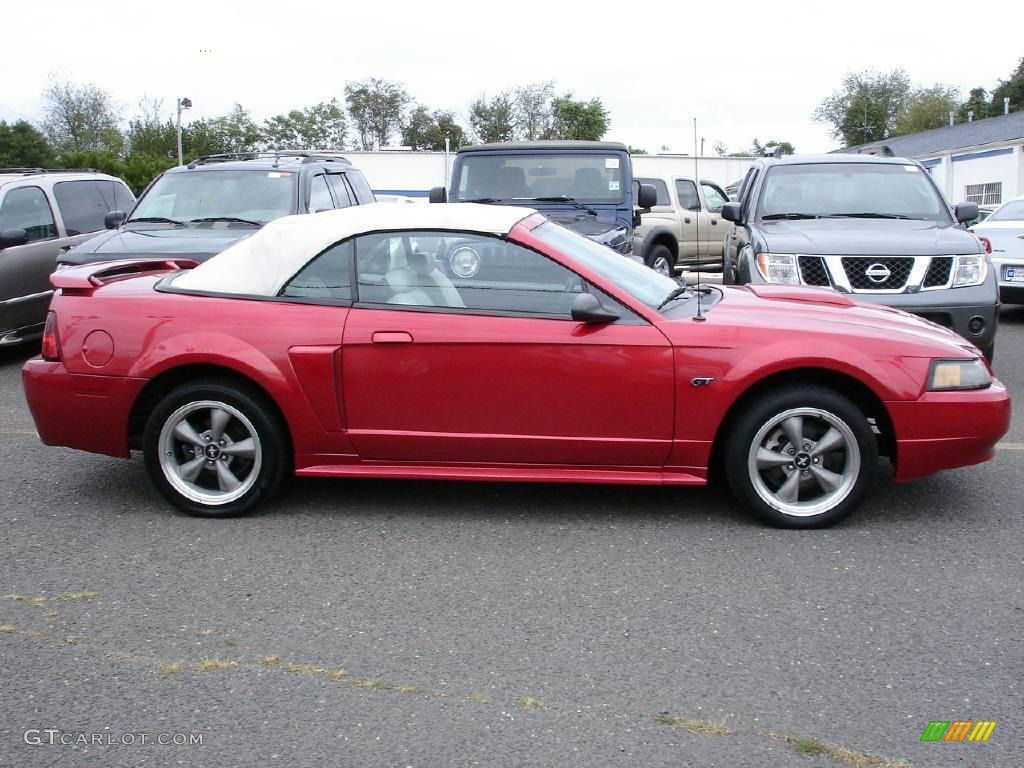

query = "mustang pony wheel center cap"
[[794, 452, 811, 470], [204, 444, 222, 460]]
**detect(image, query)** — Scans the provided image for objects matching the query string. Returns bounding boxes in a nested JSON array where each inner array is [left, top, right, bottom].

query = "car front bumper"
[[22, 359, 147, 459]]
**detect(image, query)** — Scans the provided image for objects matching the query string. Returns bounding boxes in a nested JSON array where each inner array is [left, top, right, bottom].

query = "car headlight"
[[951, 254, 987, 287], [755, 253, 799, 284], [928, 358, 991, 391]]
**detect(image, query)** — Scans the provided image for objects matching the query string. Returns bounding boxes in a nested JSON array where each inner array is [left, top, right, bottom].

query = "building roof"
[[838, 110, 1024, 158], [171, 202, 536, 296]]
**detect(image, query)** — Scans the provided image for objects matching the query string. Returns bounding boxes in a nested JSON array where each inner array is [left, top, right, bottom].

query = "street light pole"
[[176, 97, 192, 166]]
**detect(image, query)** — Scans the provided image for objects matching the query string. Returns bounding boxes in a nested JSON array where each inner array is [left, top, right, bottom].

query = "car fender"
[[640, 225, 679, 259]]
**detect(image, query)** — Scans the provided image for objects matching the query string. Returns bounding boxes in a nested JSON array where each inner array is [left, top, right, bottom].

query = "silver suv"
[[0, 169, 135, 345]]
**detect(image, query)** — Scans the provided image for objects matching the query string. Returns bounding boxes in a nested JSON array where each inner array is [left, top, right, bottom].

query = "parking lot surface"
[[1, 307, 1021, 767]]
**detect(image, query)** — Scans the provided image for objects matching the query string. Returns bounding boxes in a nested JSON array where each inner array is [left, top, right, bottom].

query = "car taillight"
[[976, 235, 992, 254], [41, 311, 61, 361]]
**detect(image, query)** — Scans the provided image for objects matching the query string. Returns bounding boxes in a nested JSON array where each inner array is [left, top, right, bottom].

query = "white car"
[[973, 195, 1024, 304]]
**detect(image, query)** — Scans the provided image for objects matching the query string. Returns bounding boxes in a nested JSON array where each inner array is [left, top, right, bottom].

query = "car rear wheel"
[[645, 244, 675, 276], [143, 380, 290, 517], [724, 386, 877, 528]]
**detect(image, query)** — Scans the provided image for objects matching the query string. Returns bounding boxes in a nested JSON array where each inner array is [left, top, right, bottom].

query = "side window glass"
[[355, 230, 583, 316], [309, 175, 334, 212], [327, 175, 353, 208], [279, 240, 353, 300], [346, 170, 376, 203], [0, 186, 57, 242], [639, 178, 670, 206], [701, 183, 727, 214], [53, 180, 109, 235], [110, 181, 136, 211], [675, 180, 701, 211]]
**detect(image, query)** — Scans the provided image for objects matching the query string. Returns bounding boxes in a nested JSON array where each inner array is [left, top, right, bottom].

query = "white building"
[[842, 110, 1024, 206]]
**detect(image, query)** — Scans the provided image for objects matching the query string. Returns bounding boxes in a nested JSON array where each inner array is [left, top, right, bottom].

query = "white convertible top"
[[171, 202, 536, 296]]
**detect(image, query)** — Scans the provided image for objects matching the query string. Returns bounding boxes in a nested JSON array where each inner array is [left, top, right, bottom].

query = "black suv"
[[722, 153, 997, 360], [58, 152, 376, 268]]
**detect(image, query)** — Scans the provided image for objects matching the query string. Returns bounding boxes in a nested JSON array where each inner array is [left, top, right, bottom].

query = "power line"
[[0, 103, 43, 126]]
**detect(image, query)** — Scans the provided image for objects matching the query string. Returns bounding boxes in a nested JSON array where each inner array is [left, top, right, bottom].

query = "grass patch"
[[29, 630, 49, 638], [0, 624, 16, 633], [467, 692, 491, 704], [197, 628, 216, 636], [61, 591, 98, 602], [655, 713, 732, 736], [45, 611, 58, 619], [397, 685, 422, 694], [261, 655, 281, 666], [63, 635, 78, 644], [354, 678, 394, 690], [161, 662, 184, 676], [325, 668, 349, 681], [286, 662, 320, 675], [512, 696, 545, 710], [196, 658, 234, 672], [223, 637, 237, 647], [779, 734, 909, 768], [3, 594, 46, 607]]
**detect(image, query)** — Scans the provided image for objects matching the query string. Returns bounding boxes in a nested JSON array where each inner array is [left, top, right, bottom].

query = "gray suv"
[[0, 169, 135, 346], [722, 154, 997, 360]]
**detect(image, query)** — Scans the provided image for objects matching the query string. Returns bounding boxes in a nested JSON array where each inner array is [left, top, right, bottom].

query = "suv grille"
[[841, 257, 914, 290], [923, 257, 953, 287], [798, 256, 831, 286]]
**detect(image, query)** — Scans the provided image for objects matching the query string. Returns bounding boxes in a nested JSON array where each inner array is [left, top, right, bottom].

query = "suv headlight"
[[755, 253, 799, 284], [928, 358, 991, 391], [951, 254, 987, 287]]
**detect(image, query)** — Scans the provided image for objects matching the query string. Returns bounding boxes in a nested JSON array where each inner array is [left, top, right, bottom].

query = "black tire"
[[645, 244, 676, 277], [142, 378, 290, 517], [978, 342, 994, 364], [723, 385, 878, 528]]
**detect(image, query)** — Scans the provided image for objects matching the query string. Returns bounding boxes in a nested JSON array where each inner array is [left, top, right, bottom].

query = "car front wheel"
[[645, 244, 675, 276], [143, 379, 290, 517], [724, 386, 878, 528]]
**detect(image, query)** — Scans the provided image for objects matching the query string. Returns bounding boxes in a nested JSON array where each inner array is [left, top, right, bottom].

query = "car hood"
[[60, 226, 255, 266], [660, 284, 979, 358], [759, 218, 980, 255]]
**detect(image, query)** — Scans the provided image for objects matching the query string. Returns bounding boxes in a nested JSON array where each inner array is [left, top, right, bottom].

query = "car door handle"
[[711, 219, 718, 225], [684, 217, 691, 224], [372, 331, 413, 344]]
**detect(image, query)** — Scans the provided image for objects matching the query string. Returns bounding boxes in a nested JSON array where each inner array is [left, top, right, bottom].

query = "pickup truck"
[[635, 175, 732, 274]]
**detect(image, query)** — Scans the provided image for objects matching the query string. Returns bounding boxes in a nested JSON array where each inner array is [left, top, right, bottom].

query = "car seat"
[[408, 252, 465, 307], [570, 167, 604, 198]]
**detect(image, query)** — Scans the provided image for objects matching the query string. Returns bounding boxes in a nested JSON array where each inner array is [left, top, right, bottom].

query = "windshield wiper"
[[657, 285, 693, 310], [461, 197, 503, 204], [533, 196, 598, 216], [822, 212, 917, 220], [125, 216, 186, 226], [190, 216, 263, 226], [761, 213, 821, 220]]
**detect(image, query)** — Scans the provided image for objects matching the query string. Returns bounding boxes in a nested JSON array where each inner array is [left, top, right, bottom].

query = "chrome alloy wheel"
[[652, 255, 672, 276], [158, 400, 262, 506], [746, 407, 861, 518]]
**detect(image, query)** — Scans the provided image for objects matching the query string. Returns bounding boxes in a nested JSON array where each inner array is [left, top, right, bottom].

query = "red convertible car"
[[23, 203, 1010, 527]]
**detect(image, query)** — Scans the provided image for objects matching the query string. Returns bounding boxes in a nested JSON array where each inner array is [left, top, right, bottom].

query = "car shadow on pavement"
[[0, 342, 39, 369]]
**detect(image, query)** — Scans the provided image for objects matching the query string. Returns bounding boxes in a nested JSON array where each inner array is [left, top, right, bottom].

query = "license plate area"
[[1004, 266, 1024, 283]]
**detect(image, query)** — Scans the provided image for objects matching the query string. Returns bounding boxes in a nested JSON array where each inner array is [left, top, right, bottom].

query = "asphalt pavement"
[[1, 306, 1021, 767]]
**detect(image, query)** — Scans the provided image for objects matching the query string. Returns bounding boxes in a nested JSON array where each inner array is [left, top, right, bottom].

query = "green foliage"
[[345, 79, 410, 150], [401, 105, 465, 150], [513, 82, 555, 140], [751, 138, 796, 156], [628, 145, 648, 155], [894, 84, 960, 135], [549, 94, 609, 141], [990, 56, 1024, 115], [814, 69, 912, 146], [41, 78, 124, 155], [262, 99, 347, 150], [0, 120, 55, 167], [958, 87, 991, 122], [468, 92, 517, 144]]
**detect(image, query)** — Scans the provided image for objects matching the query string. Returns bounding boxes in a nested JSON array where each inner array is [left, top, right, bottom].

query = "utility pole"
[[176, 97, 192, 166]]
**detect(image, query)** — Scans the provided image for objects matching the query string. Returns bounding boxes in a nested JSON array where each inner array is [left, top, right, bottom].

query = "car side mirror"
[[429, 186, 447, 203], [720, 202, 743, 224], [104, 210, 128, 229], [954, 201, 979, 224], [0, 228, 29, 250], [637, 183, 657, 211], [571, 292, 619, 324]]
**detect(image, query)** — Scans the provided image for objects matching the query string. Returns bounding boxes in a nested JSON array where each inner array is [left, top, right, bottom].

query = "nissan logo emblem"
[[864, 263, 891, 283]]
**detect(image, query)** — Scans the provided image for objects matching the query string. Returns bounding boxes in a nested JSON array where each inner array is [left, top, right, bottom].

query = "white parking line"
[[998, 442, 1024, 450], [0, 429, 38, 436]]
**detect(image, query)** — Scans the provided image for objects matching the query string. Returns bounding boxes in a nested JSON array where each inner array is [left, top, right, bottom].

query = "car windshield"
[[988, 200, 1024, 221], [128, 170, 296, 225], [531, 221, 679, 309], [453, 153, 626, 204], [757, 163, 951, 223]]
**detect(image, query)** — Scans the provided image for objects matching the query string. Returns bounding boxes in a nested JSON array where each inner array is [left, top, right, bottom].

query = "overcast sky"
[[2, 0, 1021, 155]]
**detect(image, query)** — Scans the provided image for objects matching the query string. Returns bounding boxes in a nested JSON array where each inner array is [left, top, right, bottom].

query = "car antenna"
[[693, 117, 706, 322]]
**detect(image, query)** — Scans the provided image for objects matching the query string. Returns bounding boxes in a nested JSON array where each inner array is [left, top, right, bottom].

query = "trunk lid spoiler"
[[50, 258, 198, 292]]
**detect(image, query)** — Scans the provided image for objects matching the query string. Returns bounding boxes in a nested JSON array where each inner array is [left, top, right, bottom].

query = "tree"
[[41, 77, 124, 156], [894, 85, 960, 135], [750, 138, 796, 156], [345, 79, 410, 150], [958, 87, 991, 122], [813, 69, 912, 147], [548, 94, 609, 141], [401, 105, 466, 151], [990, 56, 1024, 115], [125, 97, 177, 159], [0, 120, 55, 167], [628, 145, 648, 155], [182, 104, 263, 157], [712, 141, 729, 157], [262, 99, 347, 150], [468, 92, 516, 143], [513, 82, 554, 140]]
